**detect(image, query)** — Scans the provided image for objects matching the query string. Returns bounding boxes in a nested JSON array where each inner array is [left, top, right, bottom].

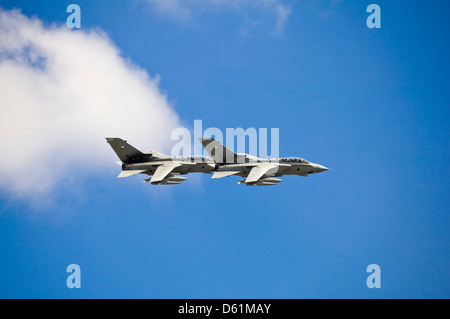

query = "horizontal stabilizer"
[[118, 170, 146, 178], [212, 171, 240, 179]]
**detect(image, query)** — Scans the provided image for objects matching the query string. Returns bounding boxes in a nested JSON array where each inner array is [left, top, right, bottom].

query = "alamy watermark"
[[366, 4, 381, 29], [65, 3, 381, 30], [66, 4, 81, 29], [66, 264, 81, 288], [366, 264, 381, 288], [171, 120, 279, 163]]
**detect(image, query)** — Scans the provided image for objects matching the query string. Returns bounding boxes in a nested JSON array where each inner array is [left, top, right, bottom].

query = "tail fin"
[[199, 138, 243, 164], [106, 137, 145, 162]]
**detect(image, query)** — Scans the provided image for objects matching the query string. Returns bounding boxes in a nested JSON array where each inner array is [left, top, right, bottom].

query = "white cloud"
[[0, 9, 181, 201], [144, 0, 291, 34]]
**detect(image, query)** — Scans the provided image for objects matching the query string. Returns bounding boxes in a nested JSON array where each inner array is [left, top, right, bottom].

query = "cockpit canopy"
[[178, 155, 211, 162], [278, 157, 310, 164]]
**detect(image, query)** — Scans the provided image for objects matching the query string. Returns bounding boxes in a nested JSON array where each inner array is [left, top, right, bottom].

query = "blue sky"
[[0, 0, 449, 298]]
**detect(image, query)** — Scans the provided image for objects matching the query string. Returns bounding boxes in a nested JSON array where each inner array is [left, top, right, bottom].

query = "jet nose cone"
[[315, 164, 329, 173]]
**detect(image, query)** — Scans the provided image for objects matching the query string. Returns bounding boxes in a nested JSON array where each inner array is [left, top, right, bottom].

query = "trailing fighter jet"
[[106, 137, 215, 185], [199, 138, 329, 186]]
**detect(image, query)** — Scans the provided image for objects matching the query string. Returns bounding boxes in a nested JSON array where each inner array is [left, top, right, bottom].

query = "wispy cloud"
[[0, 9, 181, 202], [144, 0, 291, 34]]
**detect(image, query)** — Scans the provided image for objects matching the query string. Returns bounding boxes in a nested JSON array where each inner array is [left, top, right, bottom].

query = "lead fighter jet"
[[199, 138, 329, 186], [106, 137, 215, 185]]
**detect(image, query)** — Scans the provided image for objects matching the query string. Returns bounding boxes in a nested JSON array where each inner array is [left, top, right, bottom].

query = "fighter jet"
[[199, 138, 329, 186], [106, 137, 215, 185]]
